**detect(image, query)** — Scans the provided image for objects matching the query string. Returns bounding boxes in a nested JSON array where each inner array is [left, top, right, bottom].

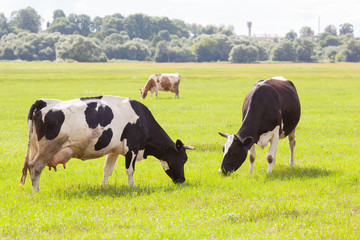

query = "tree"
[[101, 14, 124, 37], [221, 25, 235, 36], [320, 35, 341, 48], [229, 44, 259, 63], [191, 34, 232, 62], [153, 17, 189, 38], [322, 46, 345, 62], [213, 34, 233, 61], [104, 32, 130, 45], [0, 32, 60, 61], [339, 23, 354, 35], [153, 40, 195, 62], [56, 35, 107, 62], [193, 36, 218, 62], [91, 16, 102, 33], [255, 43, 269, 61], [154, 41, 172, 62], [103, 37, 150, 61], [299, 26, 314, 38], [343, 39, 360, 62], [48, 17, 77, 35], [199, 25, 218, 35], [0, 47, 15, 60], [9, 7, 42, 33], [53, 9, 66, 21], [124, 14, 153, 39], [68, 14, 91, 36], [228, 35, 252, 46], [271, 40, 296, 61], [324, 25, 337, 36], [188, 23, 201, 37], [285, 30, 297, 40], [121, 39, 151, 60], [294, 38, 315, 62], [158, 30, 171, 41], [171, 47, 196, 62], [0, 13, 9, 38]]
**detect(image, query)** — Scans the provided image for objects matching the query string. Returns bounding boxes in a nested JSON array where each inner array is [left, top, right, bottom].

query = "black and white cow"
[[219, 76, 301, 175], [20, 95, 195, 191]]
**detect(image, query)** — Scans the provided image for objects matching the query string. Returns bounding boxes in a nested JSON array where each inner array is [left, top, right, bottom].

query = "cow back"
[[265, 79, 301, 136], [240, 78, 300, 140]]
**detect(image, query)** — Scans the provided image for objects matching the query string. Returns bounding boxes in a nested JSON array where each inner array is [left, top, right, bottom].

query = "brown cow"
[[140, 73, 180, 99]]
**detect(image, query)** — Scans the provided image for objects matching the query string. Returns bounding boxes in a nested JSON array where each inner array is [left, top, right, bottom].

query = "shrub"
[[55, 35, 107, 62], [229, 44, 258, 63]]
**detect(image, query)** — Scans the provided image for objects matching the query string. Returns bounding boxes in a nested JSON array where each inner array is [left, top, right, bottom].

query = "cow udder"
[[47, 147, 73, 170]]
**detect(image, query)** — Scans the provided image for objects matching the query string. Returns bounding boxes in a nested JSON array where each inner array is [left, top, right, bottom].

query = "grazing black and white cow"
[[20, 95, 195, 191], [219, 76, 301, 175]]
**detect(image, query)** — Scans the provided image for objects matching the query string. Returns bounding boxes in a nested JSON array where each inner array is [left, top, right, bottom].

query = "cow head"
[[160, 139, 195, 183], [219, 132, 253, 175], [139, 88, 147, 99]]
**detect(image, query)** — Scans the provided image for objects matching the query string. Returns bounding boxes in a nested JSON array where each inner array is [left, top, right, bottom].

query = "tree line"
[[0, 7, 360, 63]]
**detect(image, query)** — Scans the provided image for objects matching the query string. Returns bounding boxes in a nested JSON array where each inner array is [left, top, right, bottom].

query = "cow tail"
[[20, 100, 45, 185]]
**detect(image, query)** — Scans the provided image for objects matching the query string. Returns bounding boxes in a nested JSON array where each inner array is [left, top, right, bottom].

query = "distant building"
[[250, 34, 280, 41], [246, 21, 279, 41]]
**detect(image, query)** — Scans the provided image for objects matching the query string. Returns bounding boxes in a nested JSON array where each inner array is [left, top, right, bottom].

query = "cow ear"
[[219, 132, 230, 138], [175, 139, 184, 151], [242, 136, 253, 149]]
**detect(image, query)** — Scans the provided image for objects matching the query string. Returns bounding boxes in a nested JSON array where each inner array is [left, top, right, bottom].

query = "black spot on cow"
[[120, 100, 152, 153], [120, 99, 171, 160], [80, 96, 103, 101], [95, 128, 113, 151], [28, 100, 47, 120], [84, 101, 114, 129], [35, 109, 65, 141], [125, 151, 137, 170]]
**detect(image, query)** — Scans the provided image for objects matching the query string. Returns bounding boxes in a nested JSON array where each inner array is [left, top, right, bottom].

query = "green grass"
[[1, 61, 360, 239]]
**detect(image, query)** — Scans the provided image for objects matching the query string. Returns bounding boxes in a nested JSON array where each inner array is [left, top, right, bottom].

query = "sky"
[[1, 0, 360, 37]]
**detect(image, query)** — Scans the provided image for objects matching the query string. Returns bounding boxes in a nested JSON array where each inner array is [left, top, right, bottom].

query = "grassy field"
[[0, 61, 359, 239]]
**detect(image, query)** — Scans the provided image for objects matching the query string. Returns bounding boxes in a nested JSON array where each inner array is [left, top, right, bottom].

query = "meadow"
[[0, 61, 359, 239]]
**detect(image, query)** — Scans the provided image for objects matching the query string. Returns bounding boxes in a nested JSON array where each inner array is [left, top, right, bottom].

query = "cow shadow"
[[54, 182, 194, 199], [265, 165, 334, 181]]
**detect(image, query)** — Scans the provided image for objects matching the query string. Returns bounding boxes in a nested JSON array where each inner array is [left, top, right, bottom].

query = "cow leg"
[[288, 129, 296, 166], [175, 88, 179, 99], [101, 153, 119, 186], [125, 151, 137, 187], [155, 90, 159, 99], [266, 133, 279, 173], [249, 144, 256, 173], [28, 152, 51, 192]]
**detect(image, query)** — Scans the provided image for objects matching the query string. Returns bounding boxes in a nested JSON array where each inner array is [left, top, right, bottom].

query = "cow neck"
[[144, 127, 174, 160], [237, 108, 261, 143], [144, 78, 155, 91], [128, 99, 174, 160]]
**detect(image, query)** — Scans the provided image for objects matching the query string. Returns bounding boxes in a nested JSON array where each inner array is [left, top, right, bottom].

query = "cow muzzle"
[[173, 178, 185, 184], [165, 169, 185, 184]]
